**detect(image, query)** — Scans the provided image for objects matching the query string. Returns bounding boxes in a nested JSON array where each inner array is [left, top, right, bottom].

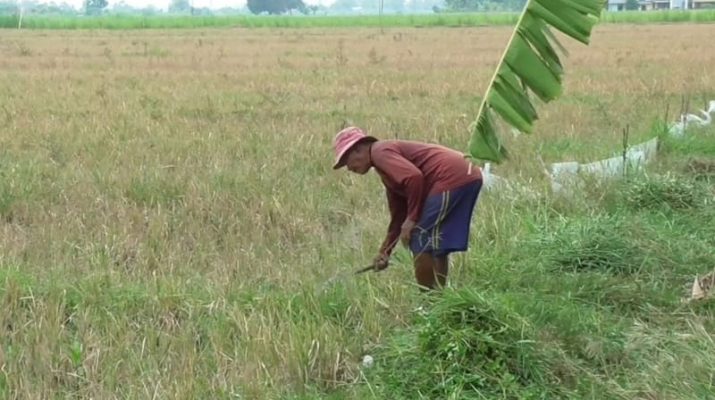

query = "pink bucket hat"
[[332, 126, 377, 169]]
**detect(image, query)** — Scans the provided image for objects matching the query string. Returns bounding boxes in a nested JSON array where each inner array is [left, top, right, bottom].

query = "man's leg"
[[413, 252, 437, 291], [434, 254, 449, 288], [414, 252, 450, 291]]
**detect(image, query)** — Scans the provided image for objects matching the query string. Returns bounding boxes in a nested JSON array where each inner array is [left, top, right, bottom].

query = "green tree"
[[445, 0, 526, 12], [28, 1, 78, 15], [169, 0, 191, 13], [84, 0, 107, 15], [330, 0, 357, 11], [444, 0, 488, 11], [0, 1, 19, 15], [246, 0, 306, 14], [407, 0, 442, 12], [503, 0, 527, 10]]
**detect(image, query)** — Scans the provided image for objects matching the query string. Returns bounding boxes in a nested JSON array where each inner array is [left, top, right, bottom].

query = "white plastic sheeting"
[[481, 163, 507, 190], [481, 138, 658, 195], [668, 100, 715, 137], [548, 137, 659, 194], [549, 161, 579, 193], [480, 163, 540, 199], [481, 99, 713, 196]]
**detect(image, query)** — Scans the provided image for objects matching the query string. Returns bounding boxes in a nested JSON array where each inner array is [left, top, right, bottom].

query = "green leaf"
[[488, 68, 539, 134], [489, 89, 531, 134], [469, 109, 508, 162], [493, 71, 539, 131], [519, 14, 563, 74], [504, 34, 562, 102], [466, 0, 605, 163], [528, 0, 600, 44], [542, 23, 569, 57]]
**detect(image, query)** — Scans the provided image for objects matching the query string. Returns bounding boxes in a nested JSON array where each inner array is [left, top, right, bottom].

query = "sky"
[[56, 0, 337, 11]]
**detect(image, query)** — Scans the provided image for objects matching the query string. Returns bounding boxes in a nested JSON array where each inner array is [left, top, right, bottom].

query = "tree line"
[[0, 0, 530, 17], [247, 0, 528, 14]]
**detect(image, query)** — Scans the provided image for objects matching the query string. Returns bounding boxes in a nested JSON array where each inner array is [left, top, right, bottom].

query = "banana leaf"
[[468, 0, 606, 163]]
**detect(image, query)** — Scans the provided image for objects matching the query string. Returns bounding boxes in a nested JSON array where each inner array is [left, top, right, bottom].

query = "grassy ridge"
[[358, 129, 715, 399], [2, 10, 715, 30]]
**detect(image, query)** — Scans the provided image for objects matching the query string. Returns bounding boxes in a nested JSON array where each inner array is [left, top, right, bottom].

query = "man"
[[332, 126, 483, 291]]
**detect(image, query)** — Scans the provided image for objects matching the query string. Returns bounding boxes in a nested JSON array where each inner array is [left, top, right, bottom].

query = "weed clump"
[[365, 289, 559, 399], [534, 214, 643, 274], [624, 173, 707, 210]]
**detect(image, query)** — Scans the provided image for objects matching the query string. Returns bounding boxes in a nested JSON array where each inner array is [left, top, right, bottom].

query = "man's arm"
[[379, 189, 407, 257], [372, 149, 426, 223]]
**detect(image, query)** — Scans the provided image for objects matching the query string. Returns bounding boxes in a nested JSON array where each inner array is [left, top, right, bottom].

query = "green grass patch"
[[2, 10, 715, 30], [364, 289, 558, 400], [623, 172, 711, 210], [124, 174, 185, 208], [533, 213, 647, 274], [0, 155, 59, 221]]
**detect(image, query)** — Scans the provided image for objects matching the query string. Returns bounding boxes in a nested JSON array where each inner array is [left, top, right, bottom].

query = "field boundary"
[[1, 10, 715, 30]]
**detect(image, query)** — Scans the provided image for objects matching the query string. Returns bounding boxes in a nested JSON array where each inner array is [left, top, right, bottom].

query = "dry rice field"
[[1, 23, 714, 398]]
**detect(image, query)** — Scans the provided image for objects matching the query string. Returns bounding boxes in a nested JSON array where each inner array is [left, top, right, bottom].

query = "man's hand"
[[400, 219, 416, 247], [373, 253, 389, 271]]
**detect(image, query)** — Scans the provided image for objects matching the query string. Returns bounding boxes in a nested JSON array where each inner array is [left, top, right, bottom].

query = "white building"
[[692, 0, 715, 8], [610, 0, 715, 9], [639, 0, 715, 9], [607, 0, 627, 10]]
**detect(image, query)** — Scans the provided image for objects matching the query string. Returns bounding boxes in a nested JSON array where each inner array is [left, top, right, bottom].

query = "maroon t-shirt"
[[369, 140, 482, 256]]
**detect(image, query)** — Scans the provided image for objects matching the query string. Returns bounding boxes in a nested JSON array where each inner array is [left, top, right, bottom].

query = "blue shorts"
[[409, 180, 482, 257]]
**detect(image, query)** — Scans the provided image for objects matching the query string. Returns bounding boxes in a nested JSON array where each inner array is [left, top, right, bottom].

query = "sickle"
[[355, 265, 377, 274]]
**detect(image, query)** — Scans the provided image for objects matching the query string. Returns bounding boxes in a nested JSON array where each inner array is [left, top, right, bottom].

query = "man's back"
[[371, 140, 482, 196]]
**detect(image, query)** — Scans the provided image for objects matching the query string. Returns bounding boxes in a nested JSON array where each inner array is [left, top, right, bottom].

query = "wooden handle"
[[355, 265, 376, 274]]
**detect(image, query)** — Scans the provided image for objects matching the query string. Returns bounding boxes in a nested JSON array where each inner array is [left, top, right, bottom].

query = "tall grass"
[[2, 10, 715, 30]]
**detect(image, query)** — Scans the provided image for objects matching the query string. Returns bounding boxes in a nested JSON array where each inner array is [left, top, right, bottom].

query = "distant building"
[[607, 0, 627, 10], [639, 0, 672, 10], [692, 0, 715, 8], [639, 0, 715, 9], [586, 0, 714, 10]]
